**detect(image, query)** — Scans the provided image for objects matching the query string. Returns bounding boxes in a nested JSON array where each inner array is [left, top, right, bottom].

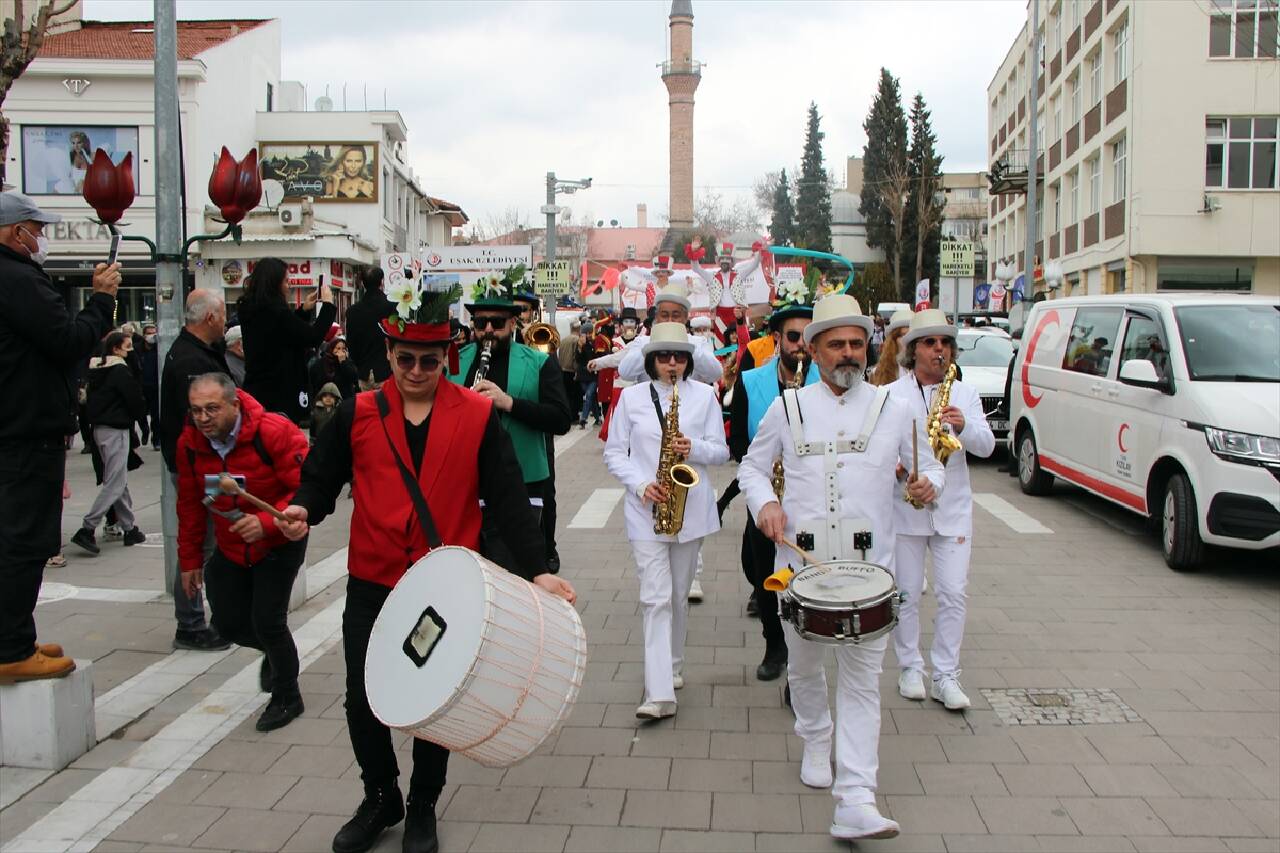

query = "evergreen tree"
[[902, 93, 946, 294], [795, 103, 833, 252], [769, 168, 796, 246], [859, 69, 909, 292]]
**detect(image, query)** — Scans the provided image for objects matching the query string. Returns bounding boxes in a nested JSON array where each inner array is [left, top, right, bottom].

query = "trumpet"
[[523, 322, 560, 355]]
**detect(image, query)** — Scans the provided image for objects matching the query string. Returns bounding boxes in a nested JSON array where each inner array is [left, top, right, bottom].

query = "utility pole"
[[1025, 0, 1040, 302], [541, 171, 591, 326], [154, 0, 184, 598]]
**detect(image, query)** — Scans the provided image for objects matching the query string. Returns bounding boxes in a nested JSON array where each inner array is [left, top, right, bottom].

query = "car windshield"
[[1174, 305, 1280, 382], [956, 334, 1014, 368]]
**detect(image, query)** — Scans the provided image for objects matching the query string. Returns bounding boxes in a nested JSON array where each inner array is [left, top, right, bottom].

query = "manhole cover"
[[982, 687, 1143, 726]]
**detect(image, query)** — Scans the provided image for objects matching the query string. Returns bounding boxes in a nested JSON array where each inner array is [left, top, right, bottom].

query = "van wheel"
[[1017, 430, 1054, 495], [1162, 473, 1205, 571]]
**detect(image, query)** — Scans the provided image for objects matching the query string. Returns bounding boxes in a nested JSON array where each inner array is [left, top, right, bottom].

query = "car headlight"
[[1204, 426, 1280, 465]]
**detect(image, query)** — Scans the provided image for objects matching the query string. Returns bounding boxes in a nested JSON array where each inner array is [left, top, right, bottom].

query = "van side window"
[[1061, 307, 1124, 376], [1119, 315, 1171, 382]]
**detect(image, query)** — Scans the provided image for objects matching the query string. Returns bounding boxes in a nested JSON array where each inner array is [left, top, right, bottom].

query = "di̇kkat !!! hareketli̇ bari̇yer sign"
[[259, 142, 379, 203]]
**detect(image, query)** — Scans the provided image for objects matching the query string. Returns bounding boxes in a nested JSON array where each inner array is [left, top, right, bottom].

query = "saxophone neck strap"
[[649, 383, 667, 430]]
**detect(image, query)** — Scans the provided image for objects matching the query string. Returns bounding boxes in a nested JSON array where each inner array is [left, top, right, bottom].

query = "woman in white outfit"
[[604, 322, 729, 719]]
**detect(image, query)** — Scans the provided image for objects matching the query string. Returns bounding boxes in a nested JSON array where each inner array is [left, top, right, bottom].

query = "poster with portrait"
[[259, 142, 378, 203], [22, 125, 140, 195]]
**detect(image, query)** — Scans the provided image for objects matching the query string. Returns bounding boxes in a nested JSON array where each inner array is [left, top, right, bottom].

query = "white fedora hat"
[[654, 280, 690, 310], [643, 321, 694, 355], [802, 293, 873, 345], [888, 308, 914, 332], [902, 308, 958, 347]]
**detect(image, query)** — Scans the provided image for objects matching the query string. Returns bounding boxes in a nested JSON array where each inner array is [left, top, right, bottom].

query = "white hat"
[[654, 280, 690, 310], [642, 322, 694, 355], [224, 325, 243, 346], [888, 308, 914, 332], [802, 293, 873, 345], [689, 315, 712, 330], [902, 308, 958, 348]]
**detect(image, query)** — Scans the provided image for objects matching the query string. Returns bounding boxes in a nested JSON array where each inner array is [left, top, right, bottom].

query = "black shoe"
[[259, 656, 272, 693], [332, 784, 405, 853], [756, 647, 787, 682], [122, 527, 146, 546], [173, 628, 231, 651], [746, 591, 759, 618], [593, 418, 602, 426], [79, 446, 92, 454], [402, 794, 440, 853], [255, 691, 304, 732], [70, 528, 99, 555], [578, 419, 587, 429]]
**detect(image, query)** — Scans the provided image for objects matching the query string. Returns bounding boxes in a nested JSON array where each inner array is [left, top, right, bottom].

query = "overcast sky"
[[85, 0, 1027, 230]]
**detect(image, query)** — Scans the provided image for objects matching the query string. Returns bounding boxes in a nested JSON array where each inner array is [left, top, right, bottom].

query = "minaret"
[[662, 0, 700, 231]]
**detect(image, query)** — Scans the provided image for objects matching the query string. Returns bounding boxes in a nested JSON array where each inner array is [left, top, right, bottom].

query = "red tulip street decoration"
[[81, 149, 136, 224], [207, 147, 262, 225]]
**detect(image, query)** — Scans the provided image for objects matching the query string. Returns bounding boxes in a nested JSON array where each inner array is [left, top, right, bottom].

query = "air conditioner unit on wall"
[[279, 204, 303, 228]]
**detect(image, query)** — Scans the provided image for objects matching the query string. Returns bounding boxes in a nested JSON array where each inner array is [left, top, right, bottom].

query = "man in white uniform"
[[740, 294, 944, 841], [888, 309, 994, 710], [593, 281, 722, 385]]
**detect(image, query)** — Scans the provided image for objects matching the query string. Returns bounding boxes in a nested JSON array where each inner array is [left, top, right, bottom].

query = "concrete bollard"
[[0, 661, 96, 770]]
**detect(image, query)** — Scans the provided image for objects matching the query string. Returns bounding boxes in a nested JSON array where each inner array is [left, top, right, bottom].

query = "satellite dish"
[[596, 220, 604, 227], [261, 179, 285, 211], [315, 95, 334, 112], [610, 219, 618, 227]]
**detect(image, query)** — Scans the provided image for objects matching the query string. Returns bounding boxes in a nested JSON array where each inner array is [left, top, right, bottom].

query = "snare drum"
[[365, 547, 588, 767], [779, 560, 901, 645]]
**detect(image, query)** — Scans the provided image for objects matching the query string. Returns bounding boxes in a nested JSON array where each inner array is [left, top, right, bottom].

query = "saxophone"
[[927, 362, 963, 465], [472, 341, 493, 388], [653, 382, 701, 536], [771, 354, 804, 501]]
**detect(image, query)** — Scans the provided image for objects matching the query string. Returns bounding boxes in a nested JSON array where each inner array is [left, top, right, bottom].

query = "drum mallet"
[[218, 475, 291, 523]]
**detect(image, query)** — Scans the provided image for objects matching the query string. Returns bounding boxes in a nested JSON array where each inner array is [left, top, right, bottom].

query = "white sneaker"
[[672, 671, 684, 690], [930, 675, 971, 711], [799, 741, 833, 788], [635, 700, 677, 720], [830, 802, 900, 840], [102, 523, 123, 541], [898, 668, 927, 701], [687, 578, 703, 602]]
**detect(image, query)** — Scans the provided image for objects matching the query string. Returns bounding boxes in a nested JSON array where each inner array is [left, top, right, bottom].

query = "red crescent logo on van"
[[1020, 308, 1060, 409], [1118, 423, 1130, 452]]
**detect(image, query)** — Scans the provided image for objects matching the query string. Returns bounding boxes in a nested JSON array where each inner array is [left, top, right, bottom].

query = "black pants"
[[562, 371, 582, 415], [541, 452, 559, 566], [0, 440, 65, 663], [344, 576, 449, 799], [204, 540, 305, 693], [745, 512, 786, 652]]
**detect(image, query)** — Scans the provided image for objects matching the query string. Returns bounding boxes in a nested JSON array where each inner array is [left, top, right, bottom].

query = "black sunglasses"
[[394, 352, 444, 372], [654, 351, 690, 363], [782, 330, 804, 343], [472, 316, 508, 330], [921, 336, 955, 348]]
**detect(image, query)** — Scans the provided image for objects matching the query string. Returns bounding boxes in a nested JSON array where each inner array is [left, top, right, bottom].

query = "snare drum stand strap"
[[375, 390, 444, 549]]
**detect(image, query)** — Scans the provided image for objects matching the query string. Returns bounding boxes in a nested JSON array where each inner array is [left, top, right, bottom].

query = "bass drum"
[[365, 547, 588, 767]]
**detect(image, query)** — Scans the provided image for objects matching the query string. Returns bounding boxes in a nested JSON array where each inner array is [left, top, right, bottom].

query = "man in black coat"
[[344, 265, 394, 385], [0, 191, 119, 684], [158, 288, 232, 651]]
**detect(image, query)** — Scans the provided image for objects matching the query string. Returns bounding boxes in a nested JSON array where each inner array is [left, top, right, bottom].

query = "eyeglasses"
[[394, 352, 444, 372], [653, 352, 689, 363], [782, 330, 804, 343], [472, 316, 508, 330], [921, 337, 955, 348], [189, 403, 225, 419]]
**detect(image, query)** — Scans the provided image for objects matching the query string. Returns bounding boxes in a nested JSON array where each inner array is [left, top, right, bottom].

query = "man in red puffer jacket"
[[176, 372, 310, 732]]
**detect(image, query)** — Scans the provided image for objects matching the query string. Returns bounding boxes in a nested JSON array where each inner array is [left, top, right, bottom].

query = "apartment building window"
[[1049, 183, 1059, 232], [1089, 51, 1103, 106], [1010, 66, 1018, 103], [1210, 0, 1280, 58], [1088, 156, 1101, 213], [1070, 74, 1081, 126], [1112, 137, 1127, 202], [1053, 11, 1062, 54], [1112, 21, 1130, 84], [1051, 94, 1062, 139], [1069, 170, 1081, 223], [1070, 0, 1081, 32], [1206, 116, 1279, 188]]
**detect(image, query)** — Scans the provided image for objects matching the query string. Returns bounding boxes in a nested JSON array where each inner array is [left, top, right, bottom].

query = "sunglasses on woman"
[[921, 336, 955, 348], [653, 352, 690, 363], [394, 352, 444, 372]]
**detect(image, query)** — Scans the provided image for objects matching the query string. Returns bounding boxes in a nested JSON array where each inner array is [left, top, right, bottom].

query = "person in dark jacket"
[[343, 265, 393, 386], [239, 257, 337, 424], [71, 331, 148, 554], [308, 335, 360, 403], [159, 288, 232, 652], [0, 191, 118, 684]]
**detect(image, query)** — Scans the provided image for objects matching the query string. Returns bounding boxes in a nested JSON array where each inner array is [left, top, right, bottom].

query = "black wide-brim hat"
[[767, 303, 814, 331]]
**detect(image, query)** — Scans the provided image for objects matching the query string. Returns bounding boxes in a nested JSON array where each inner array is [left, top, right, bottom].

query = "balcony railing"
[[659, 59, 702, 77], [988, 148, 1044, 195]]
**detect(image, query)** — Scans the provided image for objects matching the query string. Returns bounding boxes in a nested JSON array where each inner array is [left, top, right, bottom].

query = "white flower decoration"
[[478, 272, 505, 298], [778, 277, 808, 305], [386, 277, 421, 320]]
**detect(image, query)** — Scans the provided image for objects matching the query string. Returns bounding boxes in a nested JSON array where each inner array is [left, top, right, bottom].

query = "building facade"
[[986, 0, 1279, 300], [831, 156, 886, 269]]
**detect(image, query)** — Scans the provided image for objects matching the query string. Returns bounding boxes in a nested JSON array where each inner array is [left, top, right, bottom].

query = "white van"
[[1009, 293, 1279, 570]]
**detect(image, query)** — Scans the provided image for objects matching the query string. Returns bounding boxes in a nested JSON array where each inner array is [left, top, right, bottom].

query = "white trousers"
[[892, 532, 971, 679], [631, 538, 701, 703], [784, 622, 886, 805]]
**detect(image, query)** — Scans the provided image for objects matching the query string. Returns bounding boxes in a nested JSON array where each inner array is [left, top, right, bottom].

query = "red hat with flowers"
[[381, 268, 464, 372]]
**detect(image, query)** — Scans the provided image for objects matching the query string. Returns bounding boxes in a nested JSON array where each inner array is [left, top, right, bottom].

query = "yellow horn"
[[763, 567, 795, 592]]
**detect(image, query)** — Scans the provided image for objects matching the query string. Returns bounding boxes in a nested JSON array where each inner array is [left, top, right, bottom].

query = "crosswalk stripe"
[[973, 492, 1054, 534], [567, 488, 625, 529], [553, 426, 592, 458]]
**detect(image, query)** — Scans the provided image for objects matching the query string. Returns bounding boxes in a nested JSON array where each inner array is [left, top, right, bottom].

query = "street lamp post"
[[543, 172, 591, 324]]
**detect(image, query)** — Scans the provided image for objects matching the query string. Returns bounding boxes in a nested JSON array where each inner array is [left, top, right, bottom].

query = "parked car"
[[1009, 292, 1279, 570], [955, 328, 1014, 441]]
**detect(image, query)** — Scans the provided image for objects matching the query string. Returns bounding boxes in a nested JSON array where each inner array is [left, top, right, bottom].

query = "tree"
[[794, 102, 832, 252], [903, 93, 946, 293], [850, 262, 898, 314], [769, 168, 796, 246], [1, 1, 76, 184], [881, 159, 911, 301], [752, 170, 782, 217], [859, 69, 909, 287], [691, 188, 760, 234]]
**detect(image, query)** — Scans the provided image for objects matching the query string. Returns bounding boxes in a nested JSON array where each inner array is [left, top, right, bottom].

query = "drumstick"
[[218, 475, 290, 523], [778, 538, 820, 566], [912, 419, 919, 484]]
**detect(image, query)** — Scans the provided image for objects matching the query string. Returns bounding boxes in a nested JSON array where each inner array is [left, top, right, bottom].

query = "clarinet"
[[472, 341, 493, 388]]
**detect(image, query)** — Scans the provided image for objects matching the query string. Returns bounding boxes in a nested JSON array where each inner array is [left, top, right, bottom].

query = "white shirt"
[[616, 332, 723, 384], [690, 254, 762, 308], [740, 380, 946, 571], [604, 378, 730, 543], [887, 373, 995, 537]]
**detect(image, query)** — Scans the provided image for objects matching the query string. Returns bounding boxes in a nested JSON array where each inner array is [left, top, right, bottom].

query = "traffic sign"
[[940, 241, 976, 278], [535, 260, 572, 296]]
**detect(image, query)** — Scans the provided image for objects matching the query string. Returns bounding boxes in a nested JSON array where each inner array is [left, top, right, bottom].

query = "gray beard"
[[826, 364, 863, 390]]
